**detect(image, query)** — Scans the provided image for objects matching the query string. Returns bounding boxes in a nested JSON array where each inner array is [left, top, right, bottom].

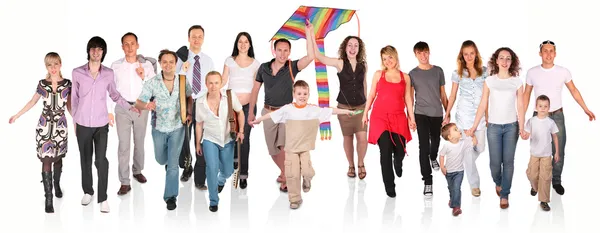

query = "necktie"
[[192, 55, 201, 95]]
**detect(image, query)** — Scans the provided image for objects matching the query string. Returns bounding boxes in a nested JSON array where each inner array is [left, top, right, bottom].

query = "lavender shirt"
[[71, 63, 131, 127]]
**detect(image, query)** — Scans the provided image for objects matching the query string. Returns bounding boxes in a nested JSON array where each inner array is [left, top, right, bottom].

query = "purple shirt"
[[71, 63, 131, 127]]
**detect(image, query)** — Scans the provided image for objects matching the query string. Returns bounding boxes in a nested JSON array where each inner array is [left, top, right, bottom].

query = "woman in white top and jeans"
[[221, 32, 260, 189], [467, 47, 525, 209]]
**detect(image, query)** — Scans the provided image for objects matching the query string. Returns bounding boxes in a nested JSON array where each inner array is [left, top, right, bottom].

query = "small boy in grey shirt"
[[439, 123, 477, 216]]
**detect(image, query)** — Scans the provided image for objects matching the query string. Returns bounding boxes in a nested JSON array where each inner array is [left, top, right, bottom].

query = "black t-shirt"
[[256, 59, 301, 107]]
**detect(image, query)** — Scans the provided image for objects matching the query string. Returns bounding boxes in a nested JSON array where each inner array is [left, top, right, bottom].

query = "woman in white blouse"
[[467, 47, 525, 209], [221, 32, 260, 189], [195, 71, 245, 212]]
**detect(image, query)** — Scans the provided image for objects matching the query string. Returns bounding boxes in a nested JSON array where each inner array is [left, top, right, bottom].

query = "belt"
[[127, 101, 135, 105], [264, 104, 281, 111], [549, 108, 563, 116]]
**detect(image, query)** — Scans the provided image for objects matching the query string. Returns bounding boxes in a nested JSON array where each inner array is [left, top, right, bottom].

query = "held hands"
[[247, 113, 256, 128], [136, 61, 145, 80], [442, 114, 450, 126], [520, 130, 530, 140], [465, 127, 476, 137], [409, 119, 416, 132], [196, 143, 203, 156]]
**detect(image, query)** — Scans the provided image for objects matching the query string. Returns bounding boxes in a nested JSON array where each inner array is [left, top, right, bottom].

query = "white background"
[[0, 0, 598, 232]]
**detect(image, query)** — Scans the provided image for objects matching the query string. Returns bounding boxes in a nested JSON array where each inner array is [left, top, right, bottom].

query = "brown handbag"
[[179, 74, 187, 124]]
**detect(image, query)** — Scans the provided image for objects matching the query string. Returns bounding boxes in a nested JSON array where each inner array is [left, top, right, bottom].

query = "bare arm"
[[566, 80, 595, 120], [471, 82, 490, 131], [195, 121, 204, 147], [253, 112, 272, 124], [523, 84, 534, 114], [440, 86, 448, 112], [236, 109, 245, 132], [444, 82, 459, 120], [221, 64, 230, 89], [296, 23, 315, 70], [10, 92, 42, 121], [516, 85, 525, 131], [363, 71, 381, 115], [404, 74, 416, 123], [311, 31, 343, 71], [331, 107, 353, 115], [66, 93, 72, 115], [248, 79, 262, 121], [552, 133, 559, 160], [134, 99, 148, 111]]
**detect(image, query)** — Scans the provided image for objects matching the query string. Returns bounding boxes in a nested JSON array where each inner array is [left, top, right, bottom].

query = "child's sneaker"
[[540, 202, 551, 211], [452, 207, 462, 216], [303, 179, 311, 193], [431, 160, 440, 171], [290, 200, 303, 209]]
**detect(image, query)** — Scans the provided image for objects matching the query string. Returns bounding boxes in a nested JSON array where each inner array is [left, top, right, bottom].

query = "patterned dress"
[[36, 79, 71, 159]]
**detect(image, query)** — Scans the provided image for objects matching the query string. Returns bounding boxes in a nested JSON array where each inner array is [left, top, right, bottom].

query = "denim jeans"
[[487, 121, 519, 199], [203, 139, 235, 206], [533, 111, 566, 185], [446, 171, 464, 208], [151, 126, 185, 201]]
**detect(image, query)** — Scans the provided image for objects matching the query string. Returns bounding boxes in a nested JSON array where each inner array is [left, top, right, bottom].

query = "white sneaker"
[[100, 201, 110, 213], [81, 194, 92, 206]]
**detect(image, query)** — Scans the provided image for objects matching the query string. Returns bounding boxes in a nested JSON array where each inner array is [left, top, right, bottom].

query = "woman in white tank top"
[[221, 32, 260, 189]]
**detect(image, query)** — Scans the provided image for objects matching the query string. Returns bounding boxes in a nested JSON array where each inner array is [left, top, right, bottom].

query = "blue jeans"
[[487, 121, 519, 199], [151, 126, 185, 201], [446, 171, 464, 208], [203, 139, 235, 206], [534, 111, 566, 185]]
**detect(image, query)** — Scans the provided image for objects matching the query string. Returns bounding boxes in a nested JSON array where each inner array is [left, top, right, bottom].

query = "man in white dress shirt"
[[108, 32, 156, 195], [175, 25, 216, 189]]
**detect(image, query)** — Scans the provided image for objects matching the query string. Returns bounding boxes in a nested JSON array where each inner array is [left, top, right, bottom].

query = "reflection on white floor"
[[1, 122, 595, 233]]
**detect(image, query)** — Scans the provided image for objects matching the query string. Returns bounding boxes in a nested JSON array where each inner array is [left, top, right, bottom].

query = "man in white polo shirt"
[[524, 40, 596, 195]]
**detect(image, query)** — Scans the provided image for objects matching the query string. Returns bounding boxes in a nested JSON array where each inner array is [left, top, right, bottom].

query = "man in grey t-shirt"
[[409, 41, 448, 196], [247, 23, 314, 191]]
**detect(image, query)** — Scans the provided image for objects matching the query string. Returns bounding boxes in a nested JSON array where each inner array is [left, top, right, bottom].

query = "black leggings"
[[377, 131, 406, 193]]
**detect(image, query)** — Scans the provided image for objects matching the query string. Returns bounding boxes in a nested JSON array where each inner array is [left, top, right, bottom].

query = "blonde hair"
[[44, 52, 63, 79], [380, 45, 400, 70], [205, 70, 223, 83], [456, 40, 483, 79]]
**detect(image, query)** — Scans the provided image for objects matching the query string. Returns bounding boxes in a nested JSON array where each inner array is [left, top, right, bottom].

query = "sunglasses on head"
[[539, 40, 555, 48]]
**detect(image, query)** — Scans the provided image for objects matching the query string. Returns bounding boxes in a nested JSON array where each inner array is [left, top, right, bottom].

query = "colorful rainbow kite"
[[271, 5, 359, 140]]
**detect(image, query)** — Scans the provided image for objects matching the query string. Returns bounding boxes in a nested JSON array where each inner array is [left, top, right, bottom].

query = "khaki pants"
[[285, 151, 315, 203], [526, 155, 553, 202]]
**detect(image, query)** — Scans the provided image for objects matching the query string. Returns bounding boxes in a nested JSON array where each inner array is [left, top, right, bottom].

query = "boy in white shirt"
[[439, 123, 478, 216], [523, 95, 560, 211], [250, 80, 359, 209]]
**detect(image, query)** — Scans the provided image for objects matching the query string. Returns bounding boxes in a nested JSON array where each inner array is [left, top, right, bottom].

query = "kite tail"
[[315, 38, 332, 140]]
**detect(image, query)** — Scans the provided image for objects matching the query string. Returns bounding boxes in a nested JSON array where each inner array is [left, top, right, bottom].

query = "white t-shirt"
[[270, 104, 333, 124], [486, 75, 522, 124], [224, 56, 260, 94], [439, 138, 475, 173], [525, 65, 572, 112], [524, 116, 559, 157], [195, 89, 243, 147]]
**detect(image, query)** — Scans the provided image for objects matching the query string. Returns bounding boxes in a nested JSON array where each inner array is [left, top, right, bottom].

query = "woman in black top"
[[311, 34, 369, 179]]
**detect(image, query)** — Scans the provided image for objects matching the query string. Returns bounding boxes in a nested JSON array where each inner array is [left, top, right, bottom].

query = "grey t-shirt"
[[256, 59, 301, 107], [409, 65, 445, 117]]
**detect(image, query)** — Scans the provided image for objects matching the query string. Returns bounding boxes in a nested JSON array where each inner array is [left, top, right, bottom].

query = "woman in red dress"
[[362, 45, 416, 197]]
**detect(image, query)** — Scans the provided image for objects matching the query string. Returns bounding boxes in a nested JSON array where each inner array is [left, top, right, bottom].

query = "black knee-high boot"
[[42, 172, 54, 213], [53, 163, 63, 198]]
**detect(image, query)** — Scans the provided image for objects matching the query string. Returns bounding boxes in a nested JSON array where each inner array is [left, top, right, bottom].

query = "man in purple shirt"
[[71, 36, 139, 213]]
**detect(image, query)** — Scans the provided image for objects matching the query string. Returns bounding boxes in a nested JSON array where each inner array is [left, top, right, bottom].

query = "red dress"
[[367, 70, 412, 146]]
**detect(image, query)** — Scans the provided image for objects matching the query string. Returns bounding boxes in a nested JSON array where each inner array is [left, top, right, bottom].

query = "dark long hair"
[[231, 32, 255, 58], [488, 47, 521, 77], [338, 36, 366, 64]]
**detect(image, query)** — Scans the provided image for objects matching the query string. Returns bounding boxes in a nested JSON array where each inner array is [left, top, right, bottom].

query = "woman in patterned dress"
[[8, 52, 72, 213]]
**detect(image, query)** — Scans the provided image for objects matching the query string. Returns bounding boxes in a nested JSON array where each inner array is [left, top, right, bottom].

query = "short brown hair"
[[293, 80, 309, 91], [158, 49, 178, 63], [536, 94, 550, 105], [441, 123, 456, 141], [413, 41, 429, 53]]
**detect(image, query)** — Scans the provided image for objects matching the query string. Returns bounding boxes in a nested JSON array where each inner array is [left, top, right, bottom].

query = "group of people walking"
[[8, 22, 595, 216]]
